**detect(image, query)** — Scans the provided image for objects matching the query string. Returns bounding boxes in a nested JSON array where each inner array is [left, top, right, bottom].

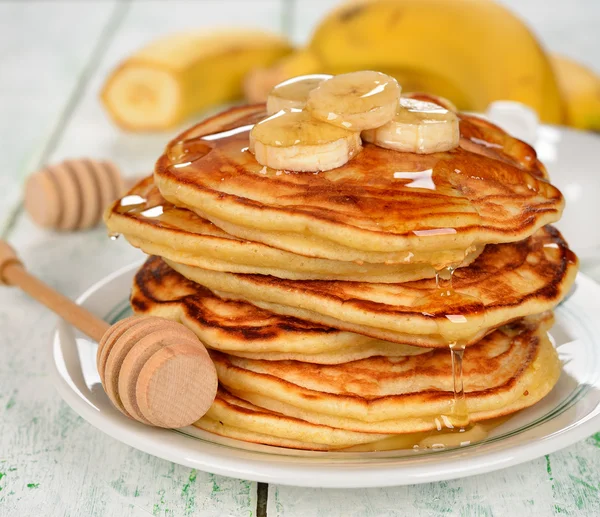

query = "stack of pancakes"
[[105, 104, 577, 451]]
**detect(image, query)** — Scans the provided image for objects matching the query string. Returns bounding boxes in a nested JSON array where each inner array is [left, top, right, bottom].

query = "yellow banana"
[[551, 54, 600, 131], [102, 30, 292, 131], [246, 0, 565, 124], [308, 0, 564, 124]]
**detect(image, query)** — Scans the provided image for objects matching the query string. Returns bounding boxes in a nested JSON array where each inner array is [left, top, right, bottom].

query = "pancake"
[[193, 396, 502, 451], [154, 104, 563, 265], [194, 313, 560, 441], [196, 388, 390, 450], [166, 225, 577, 347], [105, 177, 482, 282], [131, 256, 430, 363]]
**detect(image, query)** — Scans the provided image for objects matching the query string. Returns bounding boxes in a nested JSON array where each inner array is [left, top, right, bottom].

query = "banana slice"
[[266, 74, 333, 115], [306, 71, 400, 131], [249, 110, 362, 172], [362, 97, 460, 154]]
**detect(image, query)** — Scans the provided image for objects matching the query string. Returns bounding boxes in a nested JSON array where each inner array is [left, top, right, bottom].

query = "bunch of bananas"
[[101, 0, 600, 132]]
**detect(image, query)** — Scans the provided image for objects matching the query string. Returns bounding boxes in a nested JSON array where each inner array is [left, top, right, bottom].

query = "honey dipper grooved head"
[[24, 159, 125, 231], [98, 315, 217, 428]]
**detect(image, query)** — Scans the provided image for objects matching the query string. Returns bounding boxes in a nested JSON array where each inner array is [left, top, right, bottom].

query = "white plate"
[[535, 125, 600, 263], [485, 101, 600, 264], [51, 263, 600, 488]]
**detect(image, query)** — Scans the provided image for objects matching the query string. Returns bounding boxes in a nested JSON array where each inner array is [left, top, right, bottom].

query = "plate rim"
[[50, 264, 600, 488]]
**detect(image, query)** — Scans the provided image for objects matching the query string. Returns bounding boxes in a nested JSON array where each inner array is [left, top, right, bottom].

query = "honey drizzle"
[[411, 261, 488, 446], [436, 265, 472, 432]]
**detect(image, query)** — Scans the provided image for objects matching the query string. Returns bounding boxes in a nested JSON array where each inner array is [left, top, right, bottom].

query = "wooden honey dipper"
[[0, 240, 218, 428], [24, 158, 136, 231]]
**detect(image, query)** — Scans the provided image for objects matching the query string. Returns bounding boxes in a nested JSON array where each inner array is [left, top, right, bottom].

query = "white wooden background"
[[1, 1, 600, 516]]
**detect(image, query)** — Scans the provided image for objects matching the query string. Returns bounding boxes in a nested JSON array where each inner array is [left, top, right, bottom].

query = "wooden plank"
[[268, 436, 600, 516], [0, 1, 119, 234], [1, 1, 286, 516]]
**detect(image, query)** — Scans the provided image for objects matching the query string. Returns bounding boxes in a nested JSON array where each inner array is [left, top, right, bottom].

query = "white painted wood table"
[[1, 1, 600, 515]]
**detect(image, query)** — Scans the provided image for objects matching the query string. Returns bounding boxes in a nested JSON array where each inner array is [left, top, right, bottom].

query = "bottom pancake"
[[192, 313, 560, 448], [196, 389, 389, 450]]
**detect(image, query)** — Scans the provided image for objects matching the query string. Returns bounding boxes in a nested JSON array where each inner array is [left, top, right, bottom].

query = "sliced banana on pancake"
[[266, 74, 332, 115], [306, 71, 400, 131], [362, 97, 460, 154], [249, 109, 362, 172]]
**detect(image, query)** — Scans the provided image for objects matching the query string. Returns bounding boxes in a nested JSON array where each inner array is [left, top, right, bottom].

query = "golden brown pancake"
[[131, 256, 430, 363], [166, 226, 577, 347], [193, 313, 560, 442], [154, 104, 563, 265], [196, 388, 390, 450], [105, 177, 482, 283]]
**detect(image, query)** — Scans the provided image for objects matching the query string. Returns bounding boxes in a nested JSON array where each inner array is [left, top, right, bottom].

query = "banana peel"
[[551, 55, 600, 131], [102, 30, 292, 131]]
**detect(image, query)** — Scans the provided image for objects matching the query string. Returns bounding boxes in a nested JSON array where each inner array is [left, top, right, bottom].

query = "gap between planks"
[[257, 482, 268, 517]]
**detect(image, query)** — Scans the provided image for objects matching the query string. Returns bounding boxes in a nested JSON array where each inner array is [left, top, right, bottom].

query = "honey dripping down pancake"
[[110, 77, 577, 451], [129, 258, 560, 446], [192, 312, 559, 448]]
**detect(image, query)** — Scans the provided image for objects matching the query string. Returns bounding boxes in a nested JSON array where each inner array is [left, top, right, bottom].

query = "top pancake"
[[154, 103, 563, 263]]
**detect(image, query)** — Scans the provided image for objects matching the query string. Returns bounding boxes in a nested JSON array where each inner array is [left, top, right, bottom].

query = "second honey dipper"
[[24, 158, 135, 231]]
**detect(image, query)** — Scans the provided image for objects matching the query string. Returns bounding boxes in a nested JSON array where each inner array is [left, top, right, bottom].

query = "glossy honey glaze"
[[155, 104, 562, 249]]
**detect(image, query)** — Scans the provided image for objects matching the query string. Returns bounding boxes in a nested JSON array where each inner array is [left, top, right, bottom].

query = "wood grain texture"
[[0, 227, 257, 517]]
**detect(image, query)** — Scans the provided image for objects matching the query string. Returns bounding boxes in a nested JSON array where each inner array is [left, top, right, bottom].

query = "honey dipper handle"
[[0, 241, 110, 342]]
